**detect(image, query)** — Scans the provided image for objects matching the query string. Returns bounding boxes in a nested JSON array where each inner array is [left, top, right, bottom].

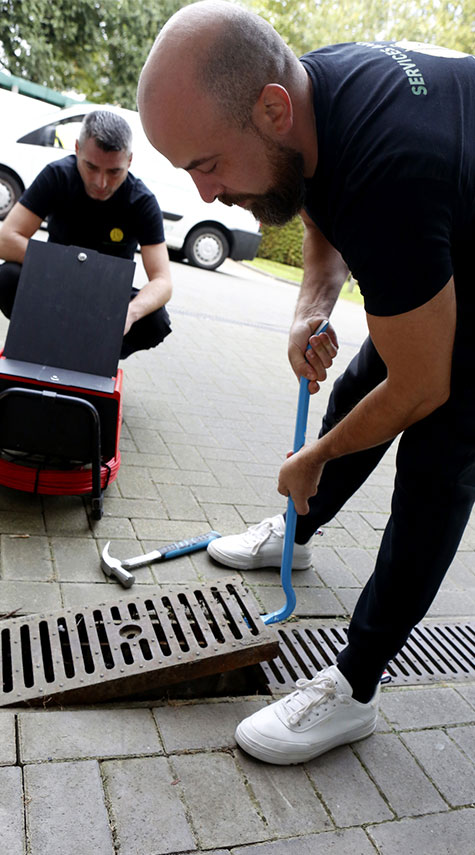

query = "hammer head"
[[101, 542, 135, 588]]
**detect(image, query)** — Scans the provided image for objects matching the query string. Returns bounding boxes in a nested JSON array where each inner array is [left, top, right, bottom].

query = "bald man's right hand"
[[288, 317, 338, 395]]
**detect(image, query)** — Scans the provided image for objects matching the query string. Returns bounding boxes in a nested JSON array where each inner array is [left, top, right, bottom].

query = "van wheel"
[[0, 170, 22, 219], [184, 227, 229, 270]]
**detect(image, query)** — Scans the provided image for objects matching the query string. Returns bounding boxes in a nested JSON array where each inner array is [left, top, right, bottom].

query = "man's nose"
[[191, 172, 223, 204], [96, 171, 108, 189]]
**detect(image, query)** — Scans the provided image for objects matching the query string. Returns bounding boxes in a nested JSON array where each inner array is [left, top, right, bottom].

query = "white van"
[[0, 91, 262, 270]]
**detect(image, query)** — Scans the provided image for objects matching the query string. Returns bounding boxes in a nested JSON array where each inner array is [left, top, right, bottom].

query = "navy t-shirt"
[[20, 155, 165, 260], [300, 41, 475, 317]]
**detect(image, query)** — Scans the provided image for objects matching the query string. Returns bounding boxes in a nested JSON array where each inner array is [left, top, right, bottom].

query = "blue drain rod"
[[262, 321, 329, 625]]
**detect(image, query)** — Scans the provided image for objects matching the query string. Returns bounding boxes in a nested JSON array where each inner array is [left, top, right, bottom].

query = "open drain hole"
[[118, 624, 143, 640]]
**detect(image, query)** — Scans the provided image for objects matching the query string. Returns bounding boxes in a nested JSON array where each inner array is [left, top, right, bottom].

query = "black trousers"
[[0, 261, 171, 359], [293, 332, 475, 702]]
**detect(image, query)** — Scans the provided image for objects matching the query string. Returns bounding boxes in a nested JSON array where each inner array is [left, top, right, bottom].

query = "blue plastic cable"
[[262, 321, 329, 625]]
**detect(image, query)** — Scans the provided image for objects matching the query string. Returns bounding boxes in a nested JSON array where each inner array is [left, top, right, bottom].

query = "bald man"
[[138, 2, 475, 766]]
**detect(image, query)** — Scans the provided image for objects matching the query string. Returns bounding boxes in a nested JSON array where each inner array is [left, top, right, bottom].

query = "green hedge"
[[257, 216, 304, 268]]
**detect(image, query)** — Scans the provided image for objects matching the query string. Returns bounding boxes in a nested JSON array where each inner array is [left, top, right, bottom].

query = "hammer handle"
[[121, 531, 221, 569]]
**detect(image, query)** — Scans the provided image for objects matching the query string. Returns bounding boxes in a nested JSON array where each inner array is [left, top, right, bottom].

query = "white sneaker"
[[235, 665, 379, 765], [206, 514, 312, 570]]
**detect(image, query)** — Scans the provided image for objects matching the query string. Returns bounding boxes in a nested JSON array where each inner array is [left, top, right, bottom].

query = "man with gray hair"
[[138, 1, 475, 766], [0, 110, 172, 358]]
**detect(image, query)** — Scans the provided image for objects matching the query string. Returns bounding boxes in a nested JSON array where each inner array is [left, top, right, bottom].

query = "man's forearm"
[[295, 219, 349, 324], [128, 276, 172, 323], [0, 229, 28, 264]]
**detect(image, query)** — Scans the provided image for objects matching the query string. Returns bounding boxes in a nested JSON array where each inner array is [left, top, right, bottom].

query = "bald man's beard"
[[218, 143, 306, 226]]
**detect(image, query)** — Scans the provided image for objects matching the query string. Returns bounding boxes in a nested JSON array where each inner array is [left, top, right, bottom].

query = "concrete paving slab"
[[380, 686, 475, 729], [449, 724, 475, 763], [153, 700, 267, 752], [19, 709, 162, 762], [306, 744, 393, 826], [0, 712, 16, 764], [0, 580, 62, 615], [1, 534, 53, 581], [232, 827, 377, 854], [102, 756, 195, 855], [354, 732, 447, 816], [171, 752, 269, 849], [24, 760, 114, 854], [237, 750, 331, 837], [401, 729, 475, 806], [0, 766, 24, 855], [51, 536, 102, 582], [367, 807, 475, 855]]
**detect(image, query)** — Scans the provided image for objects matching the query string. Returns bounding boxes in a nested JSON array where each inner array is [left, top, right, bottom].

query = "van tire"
[[184, 226, 229, 270], [0, 170, 22, 219]]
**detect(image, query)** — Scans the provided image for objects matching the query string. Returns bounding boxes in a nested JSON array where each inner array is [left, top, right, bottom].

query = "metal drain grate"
[[258, 621, 475, 692], [0, 580, 278, 707]]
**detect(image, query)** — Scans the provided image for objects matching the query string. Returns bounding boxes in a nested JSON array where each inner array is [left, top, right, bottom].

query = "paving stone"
[[0, 511, 46, 535], [42, 496, 91, 535], [238, 751, 331, 837], [380, 686, 475, 729], [426, 588, 475, 617], [232, 827, 377, 854], [132, 517, 219, 540], [91, 515, 137, 539], [157, 483, 207, 521], [199, 502, 247, 535], [169, 443, 210, 471], [25, 760, 114, 854], [102, 756, 195, 855], [0, 766, 24, 855], [317, 528, 359, 548], [19, 708, 162, 762], [354, 732, 446, 816], [253, 585, 345, 617], [129, 427, 168, 454], [450, 724, 475, 763], [335, 511, 382, 547], [457, 684, 475, 710], [116, 466, 160, 499], [402, 729, 475, 806], [313, 546, 361, 588], [1, 534, 53, 581], [51, 536, 102, 582], [241, 567, 323, 588], [60, 581, 133, 608], [103, 497, 168, 519], [0, 713, 16, 765], [120, 450, 178, 469], [335, 546, 375, 586], [306, 744, 393, 826], [0, 580, 62, 615], [150, 467, 218, 486], [171, 752, 268, 849], [334, 588, 360, 613], [154, 700, 267, 752], [368, 807, 475, 855], [0, 485, 42, 512]]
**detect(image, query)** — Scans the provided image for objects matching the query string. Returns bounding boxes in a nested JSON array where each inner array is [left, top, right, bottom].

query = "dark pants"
[[0, 261, 171, 359], [293, 328, 475, 702]]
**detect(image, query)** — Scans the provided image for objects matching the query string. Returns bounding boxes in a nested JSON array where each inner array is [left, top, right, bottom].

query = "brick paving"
[[0, 258, 474, 854]]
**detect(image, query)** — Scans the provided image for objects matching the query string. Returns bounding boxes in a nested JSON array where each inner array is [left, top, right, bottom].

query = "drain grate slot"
[[0, 580, 278, 706], [258, 620, 475, 693]]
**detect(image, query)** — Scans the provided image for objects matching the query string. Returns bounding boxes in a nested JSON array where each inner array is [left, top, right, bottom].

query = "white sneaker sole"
[[235, 717, 377, 765], [207, 540, 312, 571]]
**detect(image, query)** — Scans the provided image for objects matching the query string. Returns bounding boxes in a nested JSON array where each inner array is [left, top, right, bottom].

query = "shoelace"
[[242, 517, 284, 556], [284, 674, 338, 725]]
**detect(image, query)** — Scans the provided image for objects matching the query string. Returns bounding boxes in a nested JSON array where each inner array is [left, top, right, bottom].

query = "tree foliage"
[[244, 0, 475, 57], [0, 0, 188, 108]]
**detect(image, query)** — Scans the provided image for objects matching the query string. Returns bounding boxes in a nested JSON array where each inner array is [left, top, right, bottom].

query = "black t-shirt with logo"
[[300, 41, 475, 318], [20, 154, 165, 259]]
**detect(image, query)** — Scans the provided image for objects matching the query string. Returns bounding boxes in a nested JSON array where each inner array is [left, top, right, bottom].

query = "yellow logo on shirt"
[[110, 228, 124, 242]]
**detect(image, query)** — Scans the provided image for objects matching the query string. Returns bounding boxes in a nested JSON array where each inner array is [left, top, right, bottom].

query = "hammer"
[[101, 531, 221, 587]]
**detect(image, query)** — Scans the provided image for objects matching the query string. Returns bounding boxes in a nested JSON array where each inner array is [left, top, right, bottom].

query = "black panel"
[[4, 240, 134, 377]]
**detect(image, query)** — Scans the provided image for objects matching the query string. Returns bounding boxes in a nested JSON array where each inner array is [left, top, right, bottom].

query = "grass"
[[245, 257, 364, 305]]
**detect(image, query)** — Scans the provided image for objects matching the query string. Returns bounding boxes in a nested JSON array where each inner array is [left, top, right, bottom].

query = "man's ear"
[[252, 84, 293, 136], [75, 140, 79, 155]]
